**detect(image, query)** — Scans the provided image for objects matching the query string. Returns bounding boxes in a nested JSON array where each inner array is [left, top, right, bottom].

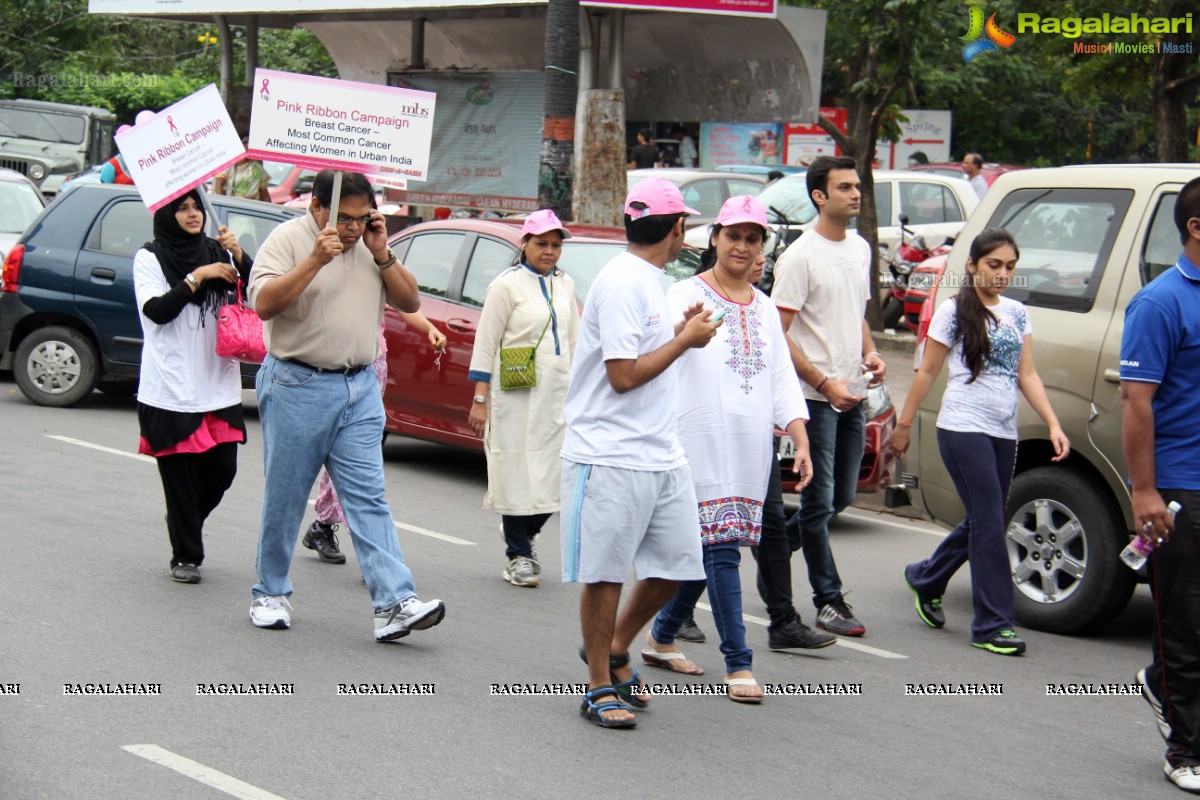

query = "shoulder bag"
[[498, 278, 554, 390]]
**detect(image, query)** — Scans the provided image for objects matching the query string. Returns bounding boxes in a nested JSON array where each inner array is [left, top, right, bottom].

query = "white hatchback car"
[[684, 169, 979, 254]]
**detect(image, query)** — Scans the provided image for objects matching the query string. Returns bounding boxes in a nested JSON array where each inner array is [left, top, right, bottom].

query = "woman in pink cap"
[[643, 195, 813, 702], [467, 209, 580, 587]]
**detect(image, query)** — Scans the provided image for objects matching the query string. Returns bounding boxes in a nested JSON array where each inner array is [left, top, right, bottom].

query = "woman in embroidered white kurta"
[[667, 277, 809, 544]]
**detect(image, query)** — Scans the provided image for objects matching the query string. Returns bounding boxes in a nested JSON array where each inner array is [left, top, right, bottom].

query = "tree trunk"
[[537, 0, 580, 218], [1150, 2, 1199, 162]]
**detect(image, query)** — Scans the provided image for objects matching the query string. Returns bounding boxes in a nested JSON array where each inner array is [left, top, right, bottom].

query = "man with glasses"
[[246, 170, 447, 641]]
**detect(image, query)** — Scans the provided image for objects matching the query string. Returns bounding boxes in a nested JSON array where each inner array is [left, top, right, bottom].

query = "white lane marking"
[[839, 508, 948, 538], [122, 744, 289, 800], [695, 602, 908, 660], [304, 499, 476, 546], [48, 435, 155, 464]]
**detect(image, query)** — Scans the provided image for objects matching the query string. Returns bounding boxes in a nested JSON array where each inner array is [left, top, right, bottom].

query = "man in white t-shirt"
[[561, 177, 721, 729], [771, 156, 887, 639]]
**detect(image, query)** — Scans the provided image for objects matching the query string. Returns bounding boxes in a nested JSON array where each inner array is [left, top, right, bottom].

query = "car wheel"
[[13, 326, 99, 408], [882, 296, 904, 328], [1004, 467, 1134, 634]]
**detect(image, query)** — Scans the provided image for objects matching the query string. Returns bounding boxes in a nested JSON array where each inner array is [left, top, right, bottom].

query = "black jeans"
[[502, 513, 551, 559], [156, 442, 238, 567], [752, 452, 803, 629], [1148, 489, 1200, 768]]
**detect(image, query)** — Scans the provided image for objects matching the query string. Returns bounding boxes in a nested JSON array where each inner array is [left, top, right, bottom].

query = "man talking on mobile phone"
[[246, 169, 446, 641]]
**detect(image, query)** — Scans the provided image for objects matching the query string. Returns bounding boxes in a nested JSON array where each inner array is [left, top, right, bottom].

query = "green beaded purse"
[[498, 279, 554, 390]]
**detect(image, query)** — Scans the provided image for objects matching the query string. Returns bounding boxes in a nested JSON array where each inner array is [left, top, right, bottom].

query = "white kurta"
[[469, 264, 580, 514], [667, 274, 809, 545]]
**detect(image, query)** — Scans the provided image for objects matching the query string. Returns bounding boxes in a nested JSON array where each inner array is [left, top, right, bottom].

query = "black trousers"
[[501, 513, 552, 560], [156, 443, 239, 567], [752, 453, 802, 629], [1148, 489, 1200, 767]]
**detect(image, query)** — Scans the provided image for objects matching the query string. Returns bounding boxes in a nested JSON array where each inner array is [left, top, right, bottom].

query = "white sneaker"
[[1137, 668, 1172, 740], [499, 522, 540, 576], [1165, 763, 1200, 793], [249, 595, 292, 629], [374, 596, 446, 641]]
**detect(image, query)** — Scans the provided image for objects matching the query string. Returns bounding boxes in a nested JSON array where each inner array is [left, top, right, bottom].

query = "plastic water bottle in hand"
[[846, 366, 871, 398], [1120, 500, 1182, 570]]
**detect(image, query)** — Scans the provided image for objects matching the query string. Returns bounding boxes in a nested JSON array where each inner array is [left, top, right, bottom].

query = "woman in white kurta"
[[644, 196, 813, 702], [468, 210, 580, 588]]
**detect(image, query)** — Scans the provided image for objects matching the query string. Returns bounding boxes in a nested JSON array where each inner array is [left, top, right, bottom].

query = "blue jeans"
[[907, 429, 1016, 641], [792, 399, 865, 609], [253, 355, 417, 610], [652, 540, 751, 674]]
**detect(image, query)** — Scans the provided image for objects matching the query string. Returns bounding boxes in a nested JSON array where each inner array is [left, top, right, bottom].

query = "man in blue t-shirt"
[[1120, 175, 1200, 794]]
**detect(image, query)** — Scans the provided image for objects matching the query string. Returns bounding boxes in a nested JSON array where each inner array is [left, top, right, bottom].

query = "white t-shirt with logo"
[[771, 228, 871, 402], [927, 295, 1032, 440], [561, 251, 686, 470]]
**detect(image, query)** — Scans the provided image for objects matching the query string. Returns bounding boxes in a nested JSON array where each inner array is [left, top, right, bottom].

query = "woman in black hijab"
[[132, 189, 252, 584]]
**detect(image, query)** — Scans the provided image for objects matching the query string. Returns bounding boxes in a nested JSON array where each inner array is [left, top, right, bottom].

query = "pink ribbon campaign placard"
[[247, 69, 436, 182], [115, 84, 244, 212]]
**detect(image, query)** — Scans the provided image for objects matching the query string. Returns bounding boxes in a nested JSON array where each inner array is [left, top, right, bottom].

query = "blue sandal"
[[578, 647, 649, 709], [580, 686, 636, 729]]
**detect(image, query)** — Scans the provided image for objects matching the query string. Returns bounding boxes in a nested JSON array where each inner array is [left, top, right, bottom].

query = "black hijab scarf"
[[145, 189, 228, 320]]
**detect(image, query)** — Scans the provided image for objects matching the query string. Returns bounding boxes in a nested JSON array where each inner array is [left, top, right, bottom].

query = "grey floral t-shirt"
[[928, 296, 1031, 440]]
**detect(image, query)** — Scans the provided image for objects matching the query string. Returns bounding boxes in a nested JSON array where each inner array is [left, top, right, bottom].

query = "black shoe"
[[676, 616, 706, 643], [303, 521, 347, 564], [903, 566, 945, 629], [170, 563, 201, 584], [768, 618, 836, 650]]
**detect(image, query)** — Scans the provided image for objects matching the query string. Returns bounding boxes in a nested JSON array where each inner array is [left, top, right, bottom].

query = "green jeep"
[[0, 99, 116, 196]]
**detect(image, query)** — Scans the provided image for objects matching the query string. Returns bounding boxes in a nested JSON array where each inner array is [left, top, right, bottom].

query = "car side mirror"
[[294, 176, 315, 195]]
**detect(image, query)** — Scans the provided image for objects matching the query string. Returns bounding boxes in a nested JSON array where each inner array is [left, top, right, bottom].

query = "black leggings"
[[156, 443, 238, 567]]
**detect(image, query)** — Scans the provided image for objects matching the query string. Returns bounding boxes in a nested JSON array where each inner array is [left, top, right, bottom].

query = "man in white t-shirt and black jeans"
[[770, 156, 887, 639], [561, 177, 722, 729]]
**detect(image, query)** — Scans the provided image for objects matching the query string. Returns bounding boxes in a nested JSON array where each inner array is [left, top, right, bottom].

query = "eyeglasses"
[[336, 213, 373, 227]]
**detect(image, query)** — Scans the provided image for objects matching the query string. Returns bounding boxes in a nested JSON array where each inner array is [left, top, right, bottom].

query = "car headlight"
[[28, 164, 46, 180]]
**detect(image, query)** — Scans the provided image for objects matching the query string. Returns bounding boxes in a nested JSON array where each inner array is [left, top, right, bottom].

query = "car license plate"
[[777, 436, 795, 461]]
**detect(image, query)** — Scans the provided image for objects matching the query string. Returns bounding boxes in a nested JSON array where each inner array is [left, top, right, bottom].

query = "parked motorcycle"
[[884, 214, 952, 331]]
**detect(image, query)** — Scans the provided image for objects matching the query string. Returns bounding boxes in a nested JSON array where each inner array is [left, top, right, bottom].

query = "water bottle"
[[1120, 500, 1183, 570], [846, 366, 871, 398]]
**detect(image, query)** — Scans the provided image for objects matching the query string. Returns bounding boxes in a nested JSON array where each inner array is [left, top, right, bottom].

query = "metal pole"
[[606, 9, 624, 90], [412, 18, 426, 69], [214, 16, 233, 106], [577, 8, 594, 93]]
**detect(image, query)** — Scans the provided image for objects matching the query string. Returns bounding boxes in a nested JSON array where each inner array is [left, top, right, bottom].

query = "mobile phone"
[[711, 308, 728, 323]]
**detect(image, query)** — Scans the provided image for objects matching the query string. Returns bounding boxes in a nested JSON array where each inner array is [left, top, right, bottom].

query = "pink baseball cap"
[[624, 177, 700, 219], [522, 209, 572, 239], [716, 195, 770, 228]]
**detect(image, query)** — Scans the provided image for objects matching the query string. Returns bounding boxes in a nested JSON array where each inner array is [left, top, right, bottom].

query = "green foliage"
[[1, 0, 335, 117]]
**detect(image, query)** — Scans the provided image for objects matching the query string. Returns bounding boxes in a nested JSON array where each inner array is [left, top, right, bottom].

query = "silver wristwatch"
[[472, 395, 488, 404], [184, 272, 199, 287]]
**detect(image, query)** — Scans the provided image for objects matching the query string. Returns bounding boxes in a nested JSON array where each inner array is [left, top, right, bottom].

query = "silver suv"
[[905, 164, 1200, 634]]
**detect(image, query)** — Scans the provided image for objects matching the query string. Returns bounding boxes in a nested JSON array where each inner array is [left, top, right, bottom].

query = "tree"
[[806, 0, 927, 328], [537, 0, 579, 219]]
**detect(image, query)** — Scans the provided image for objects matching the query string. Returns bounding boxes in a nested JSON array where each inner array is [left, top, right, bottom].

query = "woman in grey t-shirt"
[[890, 228, 1069, 656]]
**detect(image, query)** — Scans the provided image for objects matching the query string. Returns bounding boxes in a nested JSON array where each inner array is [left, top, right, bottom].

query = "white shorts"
[[560, 459, 704, 584]]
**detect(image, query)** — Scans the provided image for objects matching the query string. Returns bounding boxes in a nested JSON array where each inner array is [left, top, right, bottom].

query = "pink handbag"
[[215, 279, 267, 363]]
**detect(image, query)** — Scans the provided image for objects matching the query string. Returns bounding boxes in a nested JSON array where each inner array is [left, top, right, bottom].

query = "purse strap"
[[501, 274, 554, 350]]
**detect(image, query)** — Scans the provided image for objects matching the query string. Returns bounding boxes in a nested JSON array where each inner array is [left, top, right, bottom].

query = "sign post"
[[115, 84, 244, 213], [247, 68, 435, 228]]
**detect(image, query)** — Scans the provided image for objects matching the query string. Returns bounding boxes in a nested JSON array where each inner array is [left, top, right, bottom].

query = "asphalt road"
[[0, 373, 1177, 800]]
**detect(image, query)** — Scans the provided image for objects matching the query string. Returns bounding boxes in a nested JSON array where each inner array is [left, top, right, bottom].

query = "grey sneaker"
[[249, 595, 292, 629], [303, 520, 346, 564], [374, 597, 446, 641], [170, 563, 201, 584], [816, 600, 866, 637], [503, 556, 539, 587]]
